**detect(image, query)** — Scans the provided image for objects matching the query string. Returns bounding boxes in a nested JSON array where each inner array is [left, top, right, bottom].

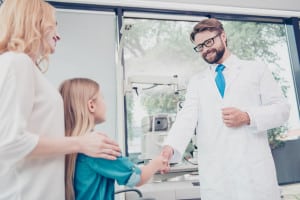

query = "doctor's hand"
[[159, 145, 173, 174], [222, 107, 250, 127], [78, 132, 121, 160]]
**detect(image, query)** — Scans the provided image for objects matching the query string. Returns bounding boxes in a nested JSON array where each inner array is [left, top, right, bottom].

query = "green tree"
[[141, 89, 185, 115], [125, 93, 134, 141]]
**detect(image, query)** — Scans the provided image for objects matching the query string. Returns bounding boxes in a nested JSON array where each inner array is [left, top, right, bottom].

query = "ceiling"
[[147, 0, 300, 12], [51, 0, 300, 17]]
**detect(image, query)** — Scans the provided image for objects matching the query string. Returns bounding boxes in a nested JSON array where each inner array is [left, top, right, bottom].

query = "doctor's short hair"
[[190, 18, 225, 42]]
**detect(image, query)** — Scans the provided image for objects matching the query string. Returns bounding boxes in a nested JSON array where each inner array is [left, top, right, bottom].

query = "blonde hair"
[[0, 0, 56, 67], [59, 78, 100, 200]]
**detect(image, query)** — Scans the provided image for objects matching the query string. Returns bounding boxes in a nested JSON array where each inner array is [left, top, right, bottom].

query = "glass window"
[[123, 17, 204, 162], [122, 16, 299, 164]]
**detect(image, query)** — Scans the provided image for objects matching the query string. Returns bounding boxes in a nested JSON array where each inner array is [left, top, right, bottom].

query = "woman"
[[0, 0, 120, 199]]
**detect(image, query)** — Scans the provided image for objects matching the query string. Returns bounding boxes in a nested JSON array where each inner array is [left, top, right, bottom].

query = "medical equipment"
[[125, 75, 181, 94], [140, 114, 174, 161]]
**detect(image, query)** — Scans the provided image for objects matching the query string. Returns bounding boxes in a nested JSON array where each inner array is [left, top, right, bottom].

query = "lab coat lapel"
[[224, 64, 242, 96], [202, 69, 224, 102]]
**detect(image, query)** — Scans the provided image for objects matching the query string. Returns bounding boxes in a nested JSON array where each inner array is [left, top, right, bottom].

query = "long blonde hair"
[[59, 78, 100, 200], [0, 0, 56, 65]]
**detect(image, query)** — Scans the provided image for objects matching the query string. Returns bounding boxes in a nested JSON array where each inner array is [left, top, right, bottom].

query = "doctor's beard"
[[202, 44, 226, 64]]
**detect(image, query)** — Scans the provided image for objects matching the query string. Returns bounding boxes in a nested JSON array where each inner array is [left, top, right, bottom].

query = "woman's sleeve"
[[87, 156, 141, 187], [0, 53, 39, 172]]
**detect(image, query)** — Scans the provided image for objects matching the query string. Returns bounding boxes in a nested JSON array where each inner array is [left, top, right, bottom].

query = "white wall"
[[46, 9, 118, 139]]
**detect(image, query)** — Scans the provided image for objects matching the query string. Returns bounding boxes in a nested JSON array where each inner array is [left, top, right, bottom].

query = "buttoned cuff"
[[125, 165, 141, 187]]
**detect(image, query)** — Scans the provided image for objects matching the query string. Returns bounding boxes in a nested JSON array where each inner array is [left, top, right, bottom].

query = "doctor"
[[161, 18, 290, 200]]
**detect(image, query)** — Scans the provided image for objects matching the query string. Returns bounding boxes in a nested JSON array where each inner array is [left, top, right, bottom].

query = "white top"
[[164, 55, 290, 200], [0, 52, 65, 200]]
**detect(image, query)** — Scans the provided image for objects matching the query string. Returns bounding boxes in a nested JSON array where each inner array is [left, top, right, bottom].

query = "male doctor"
[[161, 18, 290, 200]]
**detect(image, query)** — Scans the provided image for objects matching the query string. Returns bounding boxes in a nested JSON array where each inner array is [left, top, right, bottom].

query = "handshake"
[[152, 145, 174, 174]]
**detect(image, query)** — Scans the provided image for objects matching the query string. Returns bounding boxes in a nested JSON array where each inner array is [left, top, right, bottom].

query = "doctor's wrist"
[[242, 112, 250, 125]]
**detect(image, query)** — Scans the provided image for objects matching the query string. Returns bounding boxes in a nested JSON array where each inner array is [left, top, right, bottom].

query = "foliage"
[[224, 22, 286, 63], [125, 93, 134, 141], [268, 126, 288, 149], [123, 20, 202, 67], [141, 90, 184, 115]]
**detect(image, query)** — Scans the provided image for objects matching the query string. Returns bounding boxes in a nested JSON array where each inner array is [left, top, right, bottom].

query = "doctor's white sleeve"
[[246, 62, 290, 132], [163, 76, 199, 162], [0, 54, 39, 171]]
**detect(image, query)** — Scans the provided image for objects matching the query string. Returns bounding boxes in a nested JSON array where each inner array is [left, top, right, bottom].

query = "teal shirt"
[[74, 154, 141, 200]]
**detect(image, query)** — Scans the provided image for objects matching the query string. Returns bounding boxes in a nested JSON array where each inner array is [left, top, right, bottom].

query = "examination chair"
[[115, 188, 156, 200]]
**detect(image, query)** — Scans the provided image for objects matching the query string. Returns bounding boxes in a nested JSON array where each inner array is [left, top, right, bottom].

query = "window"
[[123, 16, 205, 162], [122, 15, 299, 164]]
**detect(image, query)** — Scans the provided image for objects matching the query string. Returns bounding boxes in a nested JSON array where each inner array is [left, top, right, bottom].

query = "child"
[[59, 78, 167, 200]]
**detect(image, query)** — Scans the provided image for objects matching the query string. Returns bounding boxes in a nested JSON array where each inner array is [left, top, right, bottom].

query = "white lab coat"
[[0, 52, 65, 200], [164, 55, 290, 200]]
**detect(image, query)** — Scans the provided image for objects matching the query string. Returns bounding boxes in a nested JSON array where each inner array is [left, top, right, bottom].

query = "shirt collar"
[[210, 54, 238, 71]]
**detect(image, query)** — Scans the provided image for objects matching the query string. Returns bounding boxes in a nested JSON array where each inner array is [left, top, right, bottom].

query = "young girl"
[[60, 78, 167, 200]]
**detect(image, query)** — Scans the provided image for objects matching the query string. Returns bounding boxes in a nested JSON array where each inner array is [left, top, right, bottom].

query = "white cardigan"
[[0, 52, 65, 200]]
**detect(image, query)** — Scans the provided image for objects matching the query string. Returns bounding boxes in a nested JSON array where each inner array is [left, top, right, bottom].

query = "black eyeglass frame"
[[193, 33, 221, 52]]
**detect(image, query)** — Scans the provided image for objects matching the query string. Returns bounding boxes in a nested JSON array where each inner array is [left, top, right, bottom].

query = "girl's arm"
[[136, 155, 167, 186]]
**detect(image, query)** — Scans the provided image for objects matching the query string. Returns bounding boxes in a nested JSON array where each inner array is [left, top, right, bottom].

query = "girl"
[[60, 78, 167, 200]]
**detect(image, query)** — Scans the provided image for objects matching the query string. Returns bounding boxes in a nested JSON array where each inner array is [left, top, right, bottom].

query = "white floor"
[[281, 183, 300, 200]]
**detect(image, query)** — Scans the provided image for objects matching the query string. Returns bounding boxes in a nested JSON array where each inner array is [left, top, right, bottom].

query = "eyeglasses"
[[193, 33, 221, 52]]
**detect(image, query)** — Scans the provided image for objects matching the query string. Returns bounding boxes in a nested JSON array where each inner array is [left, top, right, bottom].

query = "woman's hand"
[[78, 132, 121, 160]]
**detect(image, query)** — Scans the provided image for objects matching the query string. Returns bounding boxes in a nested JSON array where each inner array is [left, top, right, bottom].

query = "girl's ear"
[[88, 99, 96, 113]]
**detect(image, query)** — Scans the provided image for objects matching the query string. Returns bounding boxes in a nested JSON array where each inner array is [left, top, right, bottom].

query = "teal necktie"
[[215, 64, 226, 98]]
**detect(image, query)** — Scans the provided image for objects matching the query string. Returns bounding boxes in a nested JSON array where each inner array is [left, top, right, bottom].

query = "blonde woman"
[[60, 78, 167, 200], [0, 1, 120, 199]]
